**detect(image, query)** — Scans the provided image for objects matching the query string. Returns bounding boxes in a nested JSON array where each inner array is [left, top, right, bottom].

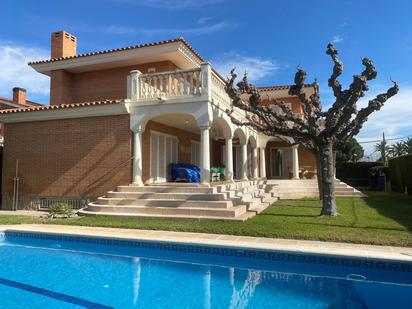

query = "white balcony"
[[127, 63, 231, 108]]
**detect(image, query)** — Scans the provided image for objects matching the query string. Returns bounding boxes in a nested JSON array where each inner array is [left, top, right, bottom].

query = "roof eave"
[[0, 101, 128, 123], [29, 38, 205, 76]]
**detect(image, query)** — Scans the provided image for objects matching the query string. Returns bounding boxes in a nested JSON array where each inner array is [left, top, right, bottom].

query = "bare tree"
[[225, 43, 399, 216]]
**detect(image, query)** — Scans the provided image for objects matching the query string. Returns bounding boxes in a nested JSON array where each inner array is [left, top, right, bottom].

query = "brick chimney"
[[51, 31, 77, 59], [12, 87, 26, 105]]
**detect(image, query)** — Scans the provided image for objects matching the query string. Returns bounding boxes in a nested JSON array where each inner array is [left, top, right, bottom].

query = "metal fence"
[[34, 198, 90, 210]]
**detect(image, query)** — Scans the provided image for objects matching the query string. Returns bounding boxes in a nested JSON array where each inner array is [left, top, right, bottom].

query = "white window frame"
[[190, 140, 200, 166], [150, 130, 178, 183]]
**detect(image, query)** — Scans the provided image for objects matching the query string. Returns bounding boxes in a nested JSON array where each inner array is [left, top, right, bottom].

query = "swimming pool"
[[0, 231, 411, 308]]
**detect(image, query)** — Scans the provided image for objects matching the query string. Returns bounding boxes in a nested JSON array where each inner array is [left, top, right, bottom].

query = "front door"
[[270, 148, 283, 178], [150, 132, 178, 182]]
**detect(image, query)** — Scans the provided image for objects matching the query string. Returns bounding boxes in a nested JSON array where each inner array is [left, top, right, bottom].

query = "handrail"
[[139, 68, 203, 99], [140, 67, 201, 78]]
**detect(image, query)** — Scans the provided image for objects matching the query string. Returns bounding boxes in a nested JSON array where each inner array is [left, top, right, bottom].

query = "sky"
[[1, 0, 411, 157]]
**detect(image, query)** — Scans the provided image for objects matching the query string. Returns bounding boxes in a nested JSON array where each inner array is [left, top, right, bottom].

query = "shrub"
[[48, 202, 74, 218], [336, 162, 382, 187], [388, 154, 412, 194], [369, 165, 389, 191]]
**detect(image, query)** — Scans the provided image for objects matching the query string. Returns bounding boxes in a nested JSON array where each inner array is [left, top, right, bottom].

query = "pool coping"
[[1, 224, 412, 263]]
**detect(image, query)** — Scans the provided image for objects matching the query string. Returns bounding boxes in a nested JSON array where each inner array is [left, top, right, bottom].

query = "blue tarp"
[[170, 163, 200, 183]]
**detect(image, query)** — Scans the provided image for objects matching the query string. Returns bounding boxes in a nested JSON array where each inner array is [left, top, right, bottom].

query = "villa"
[[0, 31, 361, 219]]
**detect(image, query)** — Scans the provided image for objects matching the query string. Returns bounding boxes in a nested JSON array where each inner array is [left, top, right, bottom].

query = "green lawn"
[[1, 192, 411, 247]]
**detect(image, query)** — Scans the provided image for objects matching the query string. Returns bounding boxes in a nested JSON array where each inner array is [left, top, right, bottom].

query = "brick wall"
[[1, 114, 132, 209], [50, 69, 73, 105], [142, 120, 200, 183], [50, 61, 178, 105]]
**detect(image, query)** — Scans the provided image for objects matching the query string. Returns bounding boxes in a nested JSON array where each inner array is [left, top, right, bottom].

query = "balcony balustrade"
[[127, 63, 231, 108]]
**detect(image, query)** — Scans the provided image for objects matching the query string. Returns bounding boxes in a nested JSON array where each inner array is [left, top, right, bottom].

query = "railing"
[[36, 198, 90, 210], [127, 64, 233, 110], [211, 70, 231, 107], [130, 68, 204, 100]]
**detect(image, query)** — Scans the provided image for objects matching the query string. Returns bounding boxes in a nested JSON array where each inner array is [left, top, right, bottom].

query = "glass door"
[[270, 148, 283, 178], [150, 132, 178, 182]]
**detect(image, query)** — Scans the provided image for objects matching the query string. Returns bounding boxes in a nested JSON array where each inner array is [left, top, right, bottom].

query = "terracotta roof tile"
[[0, 99, 121, 114], [28, 37, 205, 65], [0, 97, 42, 107]]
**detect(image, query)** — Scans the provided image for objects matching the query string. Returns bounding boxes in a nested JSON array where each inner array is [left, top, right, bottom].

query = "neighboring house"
[[0, 31, 318, 210], [0, 88, 42, 145]]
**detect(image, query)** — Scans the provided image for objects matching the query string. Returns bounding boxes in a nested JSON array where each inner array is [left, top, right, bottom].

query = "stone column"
[[225, 137, 234, 182], [127, 70, 142, 101], [252, 147, 258, 179], [259, 147, 266, 179], [241, 143, 248, 180], [200, 126, 211, 185], [132, 128, 144, 185], [292, 144, 299, 180]]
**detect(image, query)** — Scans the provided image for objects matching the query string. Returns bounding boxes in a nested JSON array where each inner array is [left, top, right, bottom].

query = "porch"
[[125, 64, 317, 185], [133, 112, 309, 186]]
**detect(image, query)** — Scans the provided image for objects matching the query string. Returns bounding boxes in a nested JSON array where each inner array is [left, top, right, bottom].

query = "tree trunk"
[[319, 141, 337, 216], [315, 150, 323, 200]]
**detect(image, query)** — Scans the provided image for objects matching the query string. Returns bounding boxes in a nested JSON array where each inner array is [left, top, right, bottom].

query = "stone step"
[[78, 209, 255, 222], [248, 197, 277, 213], [117, 186, 216, 194], [98, 197, 234, 208], [336, 192, 365, 197], [107, 191, 226, 201], [142, 182, 205, 187], [270, 187, 357, 193], [85, 203, 247, 218]]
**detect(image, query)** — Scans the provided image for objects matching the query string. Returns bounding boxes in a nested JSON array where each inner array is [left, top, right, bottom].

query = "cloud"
[[212, 52, 279, 83], [356, 86, 412, 156], [339, 22, 348, 28], [331, 35, 343, 44], [105, 21, 234, 37], [135, 0, 224, 9], [197, 17, 212, 25], [0, 43, 49, 102]]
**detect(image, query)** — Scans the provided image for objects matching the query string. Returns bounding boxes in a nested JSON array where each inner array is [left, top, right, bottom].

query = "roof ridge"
[[257, 83, 315, 90], [28, 37, 205, 65]]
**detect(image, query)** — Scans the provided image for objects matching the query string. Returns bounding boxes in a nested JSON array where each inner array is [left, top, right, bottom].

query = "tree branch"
[[337, 81, 399, 140], [326, 43, 343, 98], [326, 56, 379, 135]]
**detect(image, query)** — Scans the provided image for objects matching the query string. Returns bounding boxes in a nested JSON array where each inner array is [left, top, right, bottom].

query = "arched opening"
[[232, 128, 247, 179], [210, 117, 232, 181], [141, 113, 200, 183], [265, 136, 292, 179], [263, 136, 317, 180]]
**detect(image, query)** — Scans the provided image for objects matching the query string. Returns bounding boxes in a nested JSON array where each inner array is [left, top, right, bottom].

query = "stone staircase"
[[267, 179, 365, 199], [78, 180, 278, 221], [78, 179, 364, 221]]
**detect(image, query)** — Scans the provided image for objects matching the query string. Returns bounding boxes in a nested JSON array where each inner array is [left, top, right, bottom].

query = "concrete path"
[[0, 210, 48, 217], [1, 224, 411, 263]]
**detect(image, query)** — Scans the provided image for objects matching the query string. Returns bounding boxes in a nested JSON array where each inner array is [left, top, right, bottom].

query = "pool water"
[[0, 232, 411, 309]]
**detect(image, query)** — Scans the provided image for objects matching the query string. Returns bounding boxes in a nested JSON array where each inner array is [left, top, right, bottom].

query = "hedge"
[[388, 154, 412, 194], [336, 162, 382, 187]]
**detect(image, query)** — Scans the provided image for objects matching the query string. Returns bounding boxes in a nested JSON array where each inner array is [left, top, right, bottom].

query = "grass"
[[1, 192, 411, 247]]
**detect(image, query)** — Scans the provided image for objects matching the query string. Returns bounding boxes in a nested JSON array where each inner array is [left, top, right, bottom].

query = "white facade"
[[126, 63, 301, 186]]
